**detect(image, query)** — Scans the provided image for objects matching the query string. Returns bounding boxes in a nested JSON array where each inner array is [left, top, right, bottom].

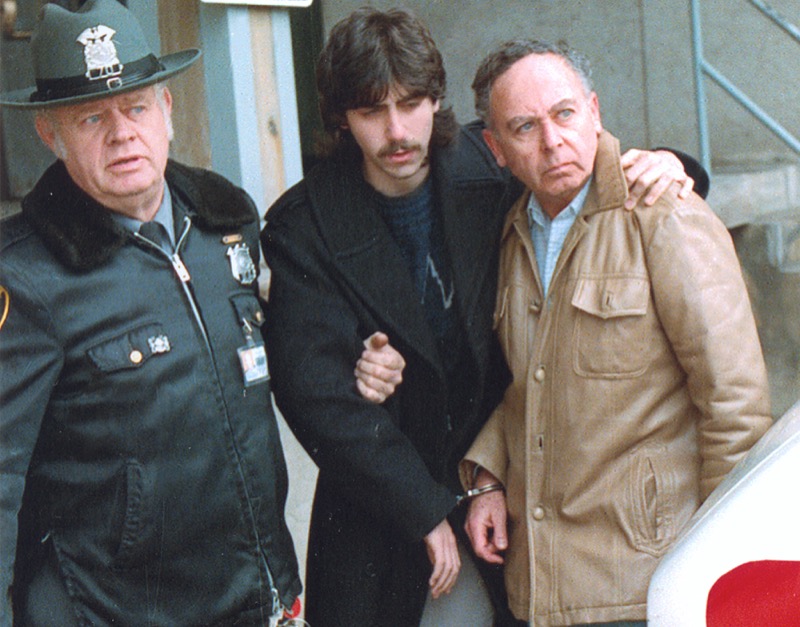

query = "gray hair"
[[472, 39, 594, 126], [154, 82, 174, 141]]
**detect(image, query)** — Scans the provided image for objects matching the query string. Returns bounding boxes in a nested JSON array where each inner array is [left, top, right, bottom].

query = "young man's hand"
[[355, 332, 405, 404], [424, 518, 461, 598], [621, 148, 694, 209]]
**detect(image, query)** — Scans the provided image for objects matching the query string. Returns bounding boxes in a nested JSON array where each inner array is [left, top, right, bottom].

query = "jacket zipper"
[[134, 218, 284, 616]]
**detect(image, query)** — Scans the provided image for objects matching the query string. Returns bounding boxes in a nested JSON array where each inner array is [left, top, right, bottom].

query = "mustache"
[[378, 141, 420, 158]]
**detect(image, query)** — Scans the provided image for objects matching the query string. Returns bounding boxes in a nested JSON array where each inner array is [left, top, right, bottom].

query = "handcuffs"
[[456, 482, 505, 506]]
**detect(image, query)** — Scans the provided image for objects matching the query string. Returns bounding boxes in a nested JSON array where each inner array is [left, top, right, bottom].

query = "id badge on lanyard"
[[238, 319, 269, 387]]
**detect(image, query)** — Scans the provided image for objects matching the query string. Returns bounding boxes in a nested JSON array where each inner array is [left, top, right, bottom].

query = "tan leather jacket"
[[462, 131, 772, 625]]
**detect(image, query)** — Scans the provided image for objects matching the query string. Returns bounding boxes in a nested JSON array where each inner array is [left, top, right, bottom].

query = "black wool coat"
[[262, 125, 515, 626]]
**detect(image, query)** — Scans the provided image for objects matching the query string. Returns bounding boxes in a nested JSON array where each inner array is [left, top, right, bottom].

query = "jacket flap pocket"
[[572, 276, 649, 319], [229, 292, 265, 328], [88, 323, 169, 372]]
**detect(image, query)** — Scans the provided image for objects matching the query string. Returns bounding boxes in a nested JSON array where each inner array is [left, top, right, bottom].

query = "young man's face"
[[35, 86, 172, 220], [344, 84, 440, 197], [483, 53, 602, 218]]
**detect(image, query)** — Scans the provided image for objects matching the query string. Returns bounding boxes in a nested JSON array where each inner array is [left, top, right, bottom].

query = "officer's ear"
[[34, 112, 59, 155]]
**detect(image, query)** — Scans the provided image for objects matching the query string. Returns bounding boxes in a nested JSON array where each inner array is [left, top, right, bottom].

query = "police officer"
[[0, 1, 301, 624]]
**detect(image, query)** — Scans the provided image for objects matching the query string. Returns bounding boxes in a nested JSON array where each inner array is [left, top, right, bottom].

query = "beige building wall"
[[322, 0, 800, 166]]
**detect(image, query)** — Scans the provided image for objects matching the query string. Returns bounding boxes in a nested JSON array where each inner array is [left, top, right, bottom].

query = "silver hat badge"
[[77, 24, 124, 82]]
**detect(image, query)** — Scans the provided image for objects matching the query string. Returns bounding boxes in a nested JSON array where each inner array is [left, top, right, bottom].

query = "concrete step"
[[753, 209, 800, 273], [707, 161, 800, 229], [707, 162, 800, 273]]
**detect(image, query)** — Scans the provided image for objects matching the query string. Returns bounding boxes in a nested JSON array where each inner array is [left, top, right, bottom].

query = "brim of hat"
[[0, 48, 201, 109]]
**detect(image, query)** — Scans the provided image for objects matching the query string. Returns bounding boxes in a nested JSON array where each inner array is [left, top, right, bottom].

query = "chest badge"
[[148, 335, 171, 355], [227, 243, 257, 285]]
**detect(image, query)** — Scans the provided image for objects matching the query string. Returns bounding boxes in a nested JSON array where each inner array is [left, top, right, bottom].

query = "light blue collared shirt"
[[112, 182, 175, 248], [527, 179, 591, 295]]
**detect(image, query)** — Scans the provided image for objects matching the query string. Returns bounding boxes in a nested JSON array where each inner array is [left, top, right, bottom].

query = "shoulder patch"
[[0, 212, 34, 252], [0, 285, 9, 331]]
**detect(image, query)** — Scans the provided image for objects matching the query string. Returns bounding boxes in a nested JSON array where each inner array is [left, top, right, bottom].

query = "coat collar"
[[435, 130, 512, 341], [305, 128, 507, 371], [502, 130, 628, 241], [585, 131, 628, 216], [306, 152, 441, 369], [21, 159, 256, 272]]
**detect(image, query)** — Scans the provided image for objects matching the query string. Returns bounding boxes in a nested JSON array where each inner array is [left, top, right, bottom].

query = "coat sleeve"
[[459, 403, 510, 490], [654, 147, 710, 200], [0, 262, 62, 626], [261, 199, 457, 543], [640, 195, 772, 499]]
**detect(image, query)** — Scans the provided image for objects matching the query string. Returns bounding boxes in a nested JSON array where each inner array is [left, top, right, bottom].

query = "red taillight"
[[707, 560, 800, 626]]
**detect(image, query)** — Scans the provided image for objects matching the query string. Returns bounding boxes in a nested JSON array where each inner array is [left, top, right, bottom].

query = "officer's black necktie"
[[138, 221, 173, 252]]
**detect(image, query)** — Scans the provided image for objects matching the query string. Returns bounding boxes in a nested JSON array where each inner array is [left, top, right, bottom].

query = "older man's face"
[[483, 53, 602, 218], [35, 86, 172, 220]]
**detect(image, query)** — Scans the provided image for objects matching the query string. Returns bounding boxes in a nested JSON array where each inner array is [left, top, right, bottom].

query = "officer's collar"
[[21, 160, 255, 272]]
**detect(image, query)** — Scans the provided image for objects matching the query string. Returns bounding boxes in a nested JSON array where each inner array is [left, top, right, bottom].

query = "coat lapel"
[[306, 159, 442, 372], [305, 128, 509, 376], [436, 131, 509, 368]]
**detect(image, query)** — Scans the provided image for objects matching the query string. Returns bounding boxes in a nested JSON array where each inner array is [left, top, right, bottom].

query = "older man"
[[0, 1, 303, 624], [461, 40, 772, 627]]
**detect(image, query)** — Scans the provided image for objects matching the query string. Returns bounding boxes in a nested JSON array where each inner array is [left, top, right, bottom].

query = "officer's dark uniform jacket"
[[0, 160, 300, 625]]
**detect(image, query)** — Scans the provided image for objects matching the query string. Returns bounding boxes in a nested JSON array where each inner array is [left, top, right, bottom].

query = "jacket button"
[[129, 350, 143, 364], [534, 366, 545, 382], [529, 300, 541, 314], [533, 506, 545, 521]]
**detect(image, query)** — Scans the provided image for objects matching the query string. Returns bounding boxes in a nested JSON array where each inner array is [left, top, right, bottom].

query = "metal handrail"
[[691, 0, 800, 173]]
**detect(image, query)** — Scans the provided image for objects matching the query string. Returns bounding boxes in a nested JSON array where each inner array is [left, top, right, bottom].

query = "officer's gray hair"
[[154, 83, 174, 141], [472, 39, 594, 127]]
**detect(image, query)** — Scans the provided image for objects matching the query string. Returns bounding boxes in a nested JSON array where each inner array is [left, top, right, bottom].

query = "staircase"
[[709, 162, 800, 273], [707, 163, 800, 417]]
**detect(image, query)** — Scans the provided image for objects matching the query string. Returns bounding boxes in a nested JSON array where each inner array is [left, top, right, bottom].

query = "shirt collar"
[[527, 176, 592, 228], [111, 182, 175, 245]]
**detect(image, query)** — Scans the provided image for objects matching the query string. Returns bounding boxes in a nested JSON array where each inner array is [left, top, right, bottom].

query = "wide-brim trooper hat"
[[0, 0, 201, 108]]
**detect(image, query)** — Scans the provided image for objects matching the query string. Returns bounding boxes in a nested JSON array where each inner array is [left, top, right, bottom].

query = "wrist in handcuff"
[[456, 482, 505, 506]]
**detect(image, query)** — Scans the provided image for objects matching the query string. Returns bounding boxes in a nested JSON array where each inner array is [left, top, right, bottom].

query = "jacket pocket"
[[87, 323, 170, 372], [571, 275, 651, 378], [626, 450, 679, 557], [111, 460, 157, 570], [229, 291, 265, 331]]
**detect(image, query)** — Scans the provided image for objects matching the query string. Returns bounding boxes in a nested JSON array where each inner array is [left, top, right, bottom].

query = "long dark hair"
[[315, 7, 458, 158]]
